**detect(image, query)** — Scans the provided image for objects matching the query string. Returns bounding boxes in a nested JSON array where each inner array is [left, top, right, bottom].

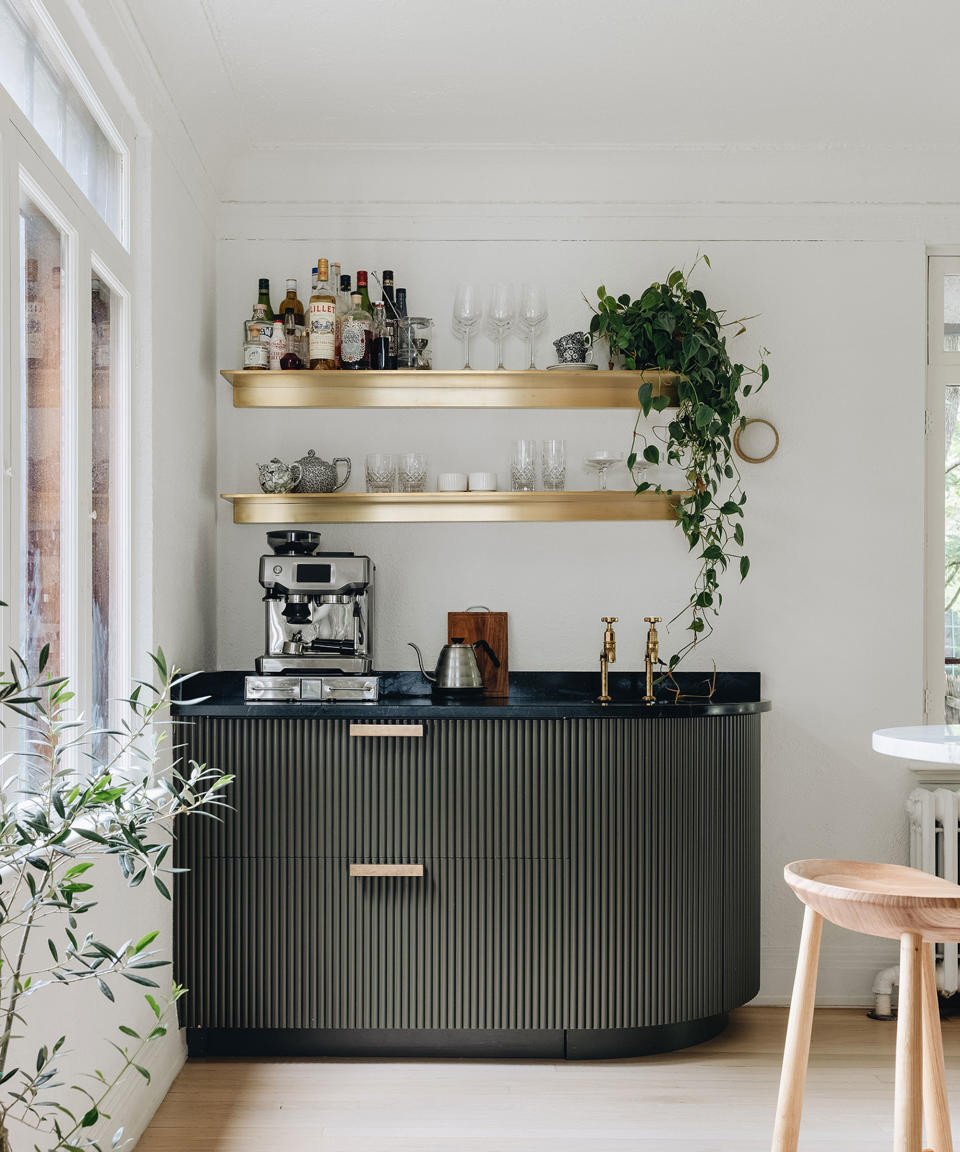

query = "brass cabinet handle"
[[348, 723, 424, 737], [349, 863, 424, 878]]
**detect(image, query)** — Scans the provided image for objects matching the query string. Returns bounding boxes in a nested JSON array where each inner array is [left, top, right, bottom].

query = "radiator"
[[907, 787, 959, 994]]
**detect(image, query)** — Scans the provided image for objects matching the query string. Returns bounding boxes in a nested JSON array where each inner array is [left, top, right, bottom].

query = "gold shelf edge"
[[220, 490, 690, 525]]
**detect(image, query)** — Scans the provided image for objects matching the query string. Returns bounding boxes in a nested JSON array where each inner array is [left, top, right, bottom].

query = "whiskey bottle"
[[307, 258, 337, 370], [340, 292, 372, 370], [371, 301, 390, 370], [278, 279, 304, 326], [357, 270, 373, 317]]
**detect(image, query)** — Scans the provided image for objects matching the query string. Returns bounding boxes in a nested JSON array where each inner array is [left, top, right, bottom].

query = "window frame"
[[0, 41, 135, 754]]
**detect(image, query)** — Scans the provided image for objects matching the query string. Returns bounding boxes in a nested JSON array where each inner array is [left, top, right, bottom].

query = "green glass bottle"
[[356, 270, 373, 317], [257, 277, 274, 322]]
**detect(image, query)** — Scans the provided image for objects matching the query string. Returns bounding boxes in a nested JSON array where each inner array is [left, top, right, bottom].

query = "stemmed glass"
[[585, 450, 624, 491], [517, 284, 548, 369], [453, 284, 483, 370], [487, 284, 515, 370]]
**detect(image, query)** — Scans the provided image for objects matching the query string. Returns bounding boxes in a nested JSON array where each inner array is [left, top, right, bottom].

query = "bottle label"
[[269, 326, 288, 370], [243, 341, 269, 368], [308, 300, 336, 361], [341, 320, 369, 365], [253, 303, 268, 320], [258, 321, 274, 345]]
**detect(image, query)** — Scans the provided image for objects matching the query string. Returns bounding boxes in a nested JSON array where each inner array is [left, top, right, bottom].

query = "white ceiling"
[[119, 0, 960, 189]]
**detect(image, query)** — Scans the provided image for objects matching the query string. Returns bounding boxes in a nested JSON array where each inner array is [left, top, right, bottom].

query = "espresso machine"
[[245, 531, 378, 703]]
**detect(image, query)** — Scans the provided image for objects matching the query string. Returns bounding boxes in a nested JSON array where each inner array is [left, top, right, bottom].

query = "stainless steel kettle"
[[408, 638, 499, 692]]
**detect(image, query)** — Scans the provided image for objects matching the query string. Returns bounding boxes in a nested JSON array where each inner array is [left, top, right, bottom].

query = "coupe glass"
[[453, 283, 483, 370], [488, 284, 515, 370], [517, 283, 548, 369], [585, 450, 623, 491]]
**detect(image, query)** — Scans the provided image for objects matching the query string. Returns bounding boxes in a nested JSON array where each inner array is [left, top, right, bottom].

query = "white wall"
[[215, 144, 942, 1006]]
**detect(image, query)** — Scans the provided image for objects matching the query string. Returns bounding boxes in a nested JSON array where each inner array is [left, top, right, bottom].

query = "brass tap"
[[598, 617, 618, 704], [643, 617, 662, 704]]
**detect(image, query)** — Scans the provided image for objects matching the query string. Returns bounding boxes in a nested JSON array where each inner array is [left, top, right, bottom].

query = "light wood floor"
[[137, 1006, 959, 1151]]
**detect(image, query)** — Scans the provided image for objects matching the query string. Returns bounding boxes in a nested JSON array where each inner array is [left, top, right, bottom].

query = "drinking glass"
[[398, 452, 428, 492], [453, 283, 483, 370], [365, 453, 396, 493], [511, 439, 537, 492], [517, 284, 548, 369], [488, 284, 515, 370], [541, 439, 566, 491], [585, 450, 623, 491]]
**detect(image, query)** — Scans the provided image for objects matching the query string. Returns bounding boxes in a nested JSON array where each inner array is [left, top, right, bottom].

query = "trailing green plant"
[[589, 254, 769, 669], [0, 638, 232, 1152]]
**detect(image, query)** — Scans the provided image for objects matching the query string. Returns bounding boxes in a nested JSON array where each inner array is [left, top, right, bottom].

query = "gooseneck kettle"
[[409, 638, 500, 693]]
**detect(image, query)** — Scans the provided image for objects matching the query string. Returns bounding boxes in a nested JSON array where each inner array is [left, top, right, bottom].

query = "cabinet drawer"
[[181, 716, 570, 861], [176, 857, 565, 1031]]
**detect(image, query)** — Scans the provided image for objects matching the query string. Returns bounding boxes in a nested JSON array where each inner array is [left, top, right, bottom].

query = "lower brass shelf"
[[221, 490, 687, 525]]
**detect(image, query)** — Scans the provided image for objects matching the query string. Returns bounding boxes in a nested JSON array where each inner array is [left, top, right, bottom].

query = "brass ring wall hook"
[[733, 418, 779, 464]]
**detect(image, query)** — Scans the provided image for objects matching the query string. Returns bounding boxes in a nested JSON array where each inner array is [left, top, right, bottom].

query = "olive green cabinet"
[[175, 714, 760, 1058]]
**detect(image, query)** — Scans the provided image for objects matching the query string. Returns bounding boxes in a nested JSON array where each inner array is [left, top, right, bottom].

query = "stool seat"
[[785, 858, 960, 942]]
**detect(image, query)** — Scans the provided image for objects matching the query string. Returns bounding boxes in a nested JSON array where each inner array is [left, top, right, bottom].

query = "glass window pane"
[[946, 276, 960, 352], [0, 0, 122, 236], [91, 275, 111, 747], [20, 191, 64, 681]]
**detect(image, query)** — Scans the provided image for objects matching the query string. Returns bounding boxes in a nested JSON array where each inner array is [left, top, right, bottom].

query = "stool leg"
[[771, 906, 823, 1152], [921, 942, 952, 1152], [896, 932, 924, 1152]]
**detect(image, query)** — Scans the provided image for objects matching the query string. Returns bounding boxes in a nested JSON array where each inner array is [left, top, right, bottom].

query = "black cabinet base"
[[187, 1015, 728, 1061]]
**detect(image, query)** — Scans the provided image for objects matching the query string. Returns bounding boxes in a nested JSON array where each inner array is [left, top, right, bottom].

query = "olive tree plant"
[[0, 641, 230, 1152]]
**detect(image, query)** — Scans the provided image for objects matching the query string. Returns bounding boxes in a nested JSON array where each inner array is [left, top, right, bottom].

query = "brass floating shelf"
[[221, 490, 688, 525], [220, 368, 678, 409]]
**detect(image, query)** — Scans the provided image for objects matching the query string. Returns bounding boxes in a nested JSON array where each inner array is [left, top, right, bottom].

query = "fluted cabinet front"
[[174, 715, 759, 1045]]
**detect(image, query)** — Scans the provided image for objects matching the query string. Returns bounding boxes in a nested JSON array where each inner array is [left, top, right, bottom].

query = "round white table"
[[873, 725, 960, 764]]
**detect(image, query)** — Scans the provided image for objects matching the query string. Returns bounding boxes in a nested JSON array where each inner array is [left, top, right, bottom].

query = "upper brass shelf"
[[220, 368, 678, 409]]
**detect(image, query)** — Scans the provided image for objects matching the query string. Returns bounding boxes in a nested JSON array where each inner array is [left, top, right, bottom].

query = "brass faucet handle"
[[602, 616, 619, 624], [644, 616, 661, 624]]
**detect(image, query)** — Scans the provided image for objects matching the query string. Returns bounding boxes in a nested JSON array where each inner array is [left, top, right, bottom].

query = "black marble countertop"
[[171, 671, 770, 720]]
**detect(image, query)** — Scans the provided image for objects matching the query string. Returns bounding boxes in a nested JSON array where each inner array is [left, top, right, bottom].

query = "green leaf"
[[132, 930, 159, 955], [642, 445, 660, 465], [81, 1106, 99, 1128], [118, 1026, 140, 1039], [733, 523, 744, 546], [97, 978, 115, 1002], [145, 994, 161, 1019], [695, 405, 715, 430], [740, 556, 750, 581], [153, 876, 171, 900], [760, 362, 769, 384], [133, 1064, 151, 1083]]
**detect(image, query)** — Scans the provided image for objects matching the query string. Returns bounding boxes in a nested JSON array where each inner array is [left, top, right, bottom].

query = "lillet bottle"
[[307, 258, 337, 370]]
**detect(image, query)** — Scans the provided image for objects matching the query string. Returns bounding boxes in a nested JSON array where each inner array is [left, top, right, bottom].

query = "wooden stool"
[[772, 860, 960, 1152]]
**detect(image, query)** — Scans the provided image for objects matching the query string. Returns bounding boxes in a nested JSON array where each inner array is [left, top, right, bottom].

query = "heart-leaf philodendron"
[[589, 255, 770, 669]]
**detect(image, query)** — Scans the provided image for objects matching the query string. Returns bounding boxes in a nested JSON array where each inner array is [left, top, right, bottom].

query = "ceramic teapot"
[[294, 449, 351, 493], [257, 457, 302, 494]]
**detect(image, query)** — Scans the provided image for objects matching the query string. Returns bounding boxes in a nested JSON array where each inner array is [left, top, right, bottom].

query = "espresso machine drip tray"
[[245, 675, 380, 703]]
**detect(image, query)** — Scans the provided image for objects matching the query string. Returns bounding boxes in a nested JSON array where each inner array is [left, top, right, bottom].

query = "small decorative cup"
[[398, 452, 428, 493], [468, 471, 498, 491], [553, 331, 593, 364], [365, 453, 396, 493], [437, 472, 468, 491], [541, 439, 566, 491], [511, 439, 537, 492]]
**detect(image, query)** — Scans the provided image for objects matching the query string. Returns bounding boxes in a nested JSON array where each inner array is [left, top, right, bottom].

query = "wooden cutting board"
[[447, 609, 508, 697]]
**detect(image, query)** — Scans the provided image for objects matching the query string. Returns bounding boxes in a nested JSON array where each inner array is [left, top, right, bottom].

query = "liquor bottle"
[[278, 279, 304, 326], [269, 311, 288, 370], [311, 266, 318, 294], [357, 271, 373, 317], [335, 273, 352, 364], [330, 262, 341, 293], [395, 287, 408, 319], [371, 301, 390, 370], [256, 278, 274, 321], [280, 307, 302, 370], [381, 269, 398, 369], [307, 257, 337, 370], [394, 288, 410, 368], [340, 292, 372, 370]]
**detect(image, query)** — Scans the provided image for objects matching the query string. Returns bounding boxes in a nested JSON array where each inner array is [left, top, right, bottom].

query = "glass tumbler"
[[398, 452, 428, 492], [541, 439, 566, 491], [511, 439, 537, 492], [365, 453, 396, 493]]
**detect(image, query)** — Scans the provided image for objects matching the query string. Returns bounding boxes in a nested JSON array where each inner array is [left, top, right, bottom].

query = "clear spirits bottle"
[[340, 292, 372, 370]]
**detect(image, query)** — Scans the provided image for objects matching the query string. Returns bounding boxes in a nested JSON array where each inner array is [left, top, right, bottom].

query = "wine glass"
[[487, 284, 515, 370], [453, 284, 483, 370], [517, 283, 548, 369], [585, 450, 623, 491]]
